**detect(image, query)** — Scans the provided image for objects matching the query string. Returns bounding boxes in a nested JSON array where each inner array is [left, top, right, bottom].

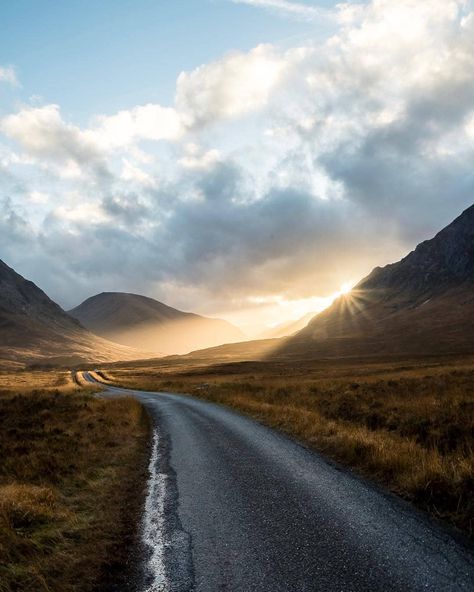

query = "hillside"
[[277, 204, 474, 358], [171, 204, 474, 364], [69, 292, 245, 355], [0, 260, 140, 368], [258, 312, 314, 340]]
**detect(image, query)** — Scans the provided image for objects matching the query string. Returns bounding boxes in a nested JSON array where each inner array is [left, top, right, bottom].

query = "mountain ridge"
[[281, 203, 474, 357], [358, 203, 474, 300], [0, 260, 142, 368]]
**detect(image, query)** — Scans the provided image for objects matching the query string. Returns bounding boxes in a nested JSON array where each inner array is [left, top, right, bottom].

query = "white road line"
[[143, 429, 169, 592]]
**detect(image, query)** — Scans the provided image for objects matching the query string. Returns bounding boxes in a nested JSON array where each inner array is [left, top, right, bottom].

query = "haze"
[[1, 0, 474, 334]]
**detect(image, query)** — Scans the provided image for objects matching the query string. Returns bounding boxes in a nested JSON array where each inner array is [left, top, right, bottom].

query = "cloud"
[[120, 159, 155, 186], [295, 0, 474, 232], [176, 44, 288, 128], [0, 66, 18, 86], [0, 44, 288, 160], [1, 105, 107, 178], [0, 102, 182, 167], [1, 0, 474, 320], [178, 144, 221, 170], [91, 104, 183, 148], [230, 0, 330, 20], [29, 191, 50, 204]]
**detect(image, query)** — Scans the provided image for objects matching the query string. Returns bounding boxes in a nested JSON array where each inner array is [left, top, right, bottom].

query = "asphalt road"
[[83, 372, 474, 592]]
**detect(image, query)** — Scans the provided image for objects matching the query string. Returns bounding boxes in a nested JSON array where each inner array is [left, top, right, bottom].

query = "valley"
[[1, 204, 474, 591], [3, 2, 474, 590]]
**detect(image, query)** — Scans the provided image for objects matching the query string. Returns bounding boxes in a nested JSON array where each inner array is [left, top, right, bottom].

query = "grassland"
[[0, 368, 79, 392], [103, 354, 474, 537], [0, 370, 150, 592]]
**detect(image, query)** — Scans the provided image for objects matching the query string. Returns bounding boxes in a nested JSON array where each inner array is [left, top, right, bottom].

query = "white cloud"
[[0, 103, 182, 171], [176, 44, 288, 128], [230, 0, 329, 20], [120, 159, 155, 186], [0, 44, 298, 164], [1, 104, 101, 164], [90, 103, 183, 148], [53, 202, 109, 224], [0, 43, 291, 163], [29, 191, 50, 204], [466, 114, 474, 138], [178, 144, 221, 170], [0, 66, 18, 86]]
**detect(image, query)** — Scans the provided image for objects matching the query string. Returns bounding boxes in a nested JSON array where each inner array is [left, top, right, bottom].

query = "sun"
[[339, 281, 353, 295]]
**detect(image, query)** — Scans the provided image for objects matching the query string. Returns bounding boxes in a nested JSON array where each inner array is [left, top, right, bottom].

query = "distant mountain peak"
[[69, 291, 245, 355]]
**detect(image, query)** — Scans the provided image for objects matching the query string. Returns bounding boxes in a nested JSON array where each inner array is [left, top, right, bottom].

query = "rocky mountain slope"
[[279, 204, 474, 357], [0, 260, 140, 368], [69, 292, 245, 355]]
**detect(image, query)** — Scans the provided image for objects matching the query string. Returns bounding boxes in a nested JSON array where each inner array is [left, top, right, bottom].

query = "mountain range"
[[2, 203, 473, 367]]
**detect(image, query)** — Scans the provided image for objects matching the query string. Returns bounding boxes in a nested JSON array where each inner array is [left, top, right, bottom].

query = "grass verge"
[[0, 384, 150, 592]]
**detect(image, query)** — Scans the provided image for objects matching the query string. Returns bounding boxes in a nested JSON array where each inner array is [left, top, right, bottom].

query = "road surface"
[[82, 372, 474, 592]]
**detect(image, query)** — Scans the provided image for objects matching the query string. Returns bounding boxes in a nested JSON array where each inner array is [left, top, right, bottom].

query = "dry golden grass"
[[0, 368, 77, 395], [0, 381, 150, 592], [105, 355, 474, 537]]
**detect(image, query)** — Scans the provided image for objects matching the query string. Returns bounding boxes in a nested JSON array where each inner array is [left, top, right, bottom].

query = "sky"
[[1, 0, 474, 334]]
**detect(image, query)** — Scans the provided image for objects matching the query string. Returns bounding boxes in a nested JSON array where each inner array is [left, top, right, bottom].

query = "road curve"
[[82, 372, 474, 592]]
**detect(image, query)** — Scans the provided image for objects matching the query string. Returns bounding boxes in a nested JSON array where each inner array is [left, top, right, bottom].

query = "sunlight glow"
[[339, 281, 354, 295], [221, 280, 358, 336]]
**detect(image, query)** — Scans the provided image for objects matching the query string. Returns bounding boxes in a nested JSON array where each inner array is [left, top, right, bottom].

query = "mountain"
[[0, 260, 140, 368], [258, 312, 315, 340], [175, 204, 474, 365], [278, 204, 474, 358], [69, 292, 246, 355]]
